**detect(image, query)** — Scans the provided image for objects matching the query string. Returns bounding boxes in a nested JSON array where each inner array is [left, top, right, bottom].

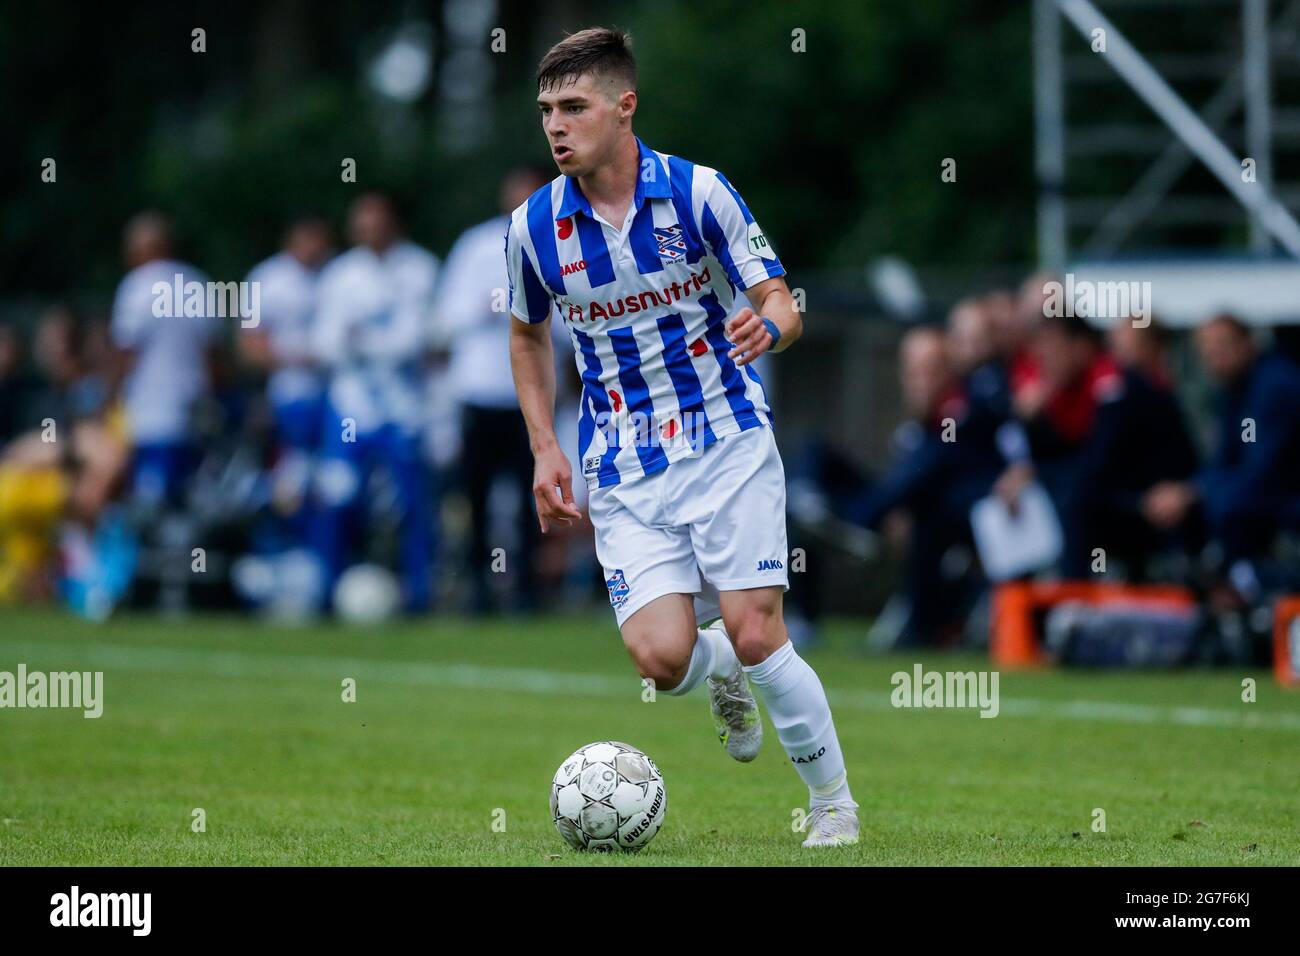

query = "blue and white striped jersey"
[[506, 137, 785, 488]]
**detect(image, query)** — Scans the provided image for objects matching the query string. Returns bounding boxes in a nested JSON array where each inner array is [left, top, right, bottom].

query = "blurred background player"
[[240, 216, 335, 539], [110, 211, 218, 510], [312, 192, 440, 613], [431, 166, 552, 614]]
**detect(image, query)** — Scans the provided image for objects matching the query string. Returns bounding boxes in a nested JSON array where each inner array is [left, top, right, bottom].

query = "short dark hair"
[[536, 27, 636, 94]]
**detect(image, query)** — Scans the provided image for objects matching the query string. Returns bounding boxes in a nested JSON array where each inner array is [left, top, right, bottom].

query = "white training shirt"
[[245, 251, 326, 407], [313, 240, 439, 435], [111, 258, 218, 445], [431, 215, 524, 410]]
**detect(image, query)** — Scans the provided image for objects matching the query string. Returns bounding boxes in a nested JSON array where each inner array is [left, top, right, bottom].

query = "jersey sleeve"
[[698, 170, 785, 291], [505, 216, 553, 324]]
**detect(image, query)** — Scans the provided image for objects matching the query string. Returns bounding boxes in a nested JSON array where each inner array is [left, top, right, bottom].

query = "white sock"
[[744, 642, 856, 807], [666, 624, 739, 696]]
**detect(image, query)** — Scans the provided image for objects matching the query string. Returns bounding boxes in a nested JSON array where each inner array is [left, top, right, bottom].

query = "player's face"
[[537, 74, 628, 177], [288, 222, 333, 269], [349, 198, 398, 252]]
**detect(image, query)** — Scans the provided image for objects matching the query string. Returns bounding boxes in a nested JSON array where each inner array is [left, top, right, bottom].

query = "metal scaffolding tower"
[[1034, 0, 1300, 267]]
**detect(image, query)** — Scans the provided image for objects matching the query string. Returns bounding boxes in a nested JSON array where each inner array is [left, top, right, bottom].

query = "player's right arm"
[[506, 217, 581, 533]]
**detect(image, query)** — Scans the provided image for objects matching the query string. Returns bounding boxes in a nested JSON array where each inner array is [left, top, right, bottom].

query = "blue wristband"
[[760, 316, 781, 349]]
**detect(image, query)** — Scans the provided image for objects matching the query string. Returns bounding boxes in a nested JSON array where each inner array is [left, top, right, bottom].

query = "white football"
[[333, 563, 401, 624], [550, 741, 667, 852]]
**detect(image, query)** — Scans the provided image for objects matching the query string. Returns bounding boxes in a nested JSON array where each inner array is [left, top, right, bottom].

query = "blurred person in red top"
[[1006, 312, 1198, 578]]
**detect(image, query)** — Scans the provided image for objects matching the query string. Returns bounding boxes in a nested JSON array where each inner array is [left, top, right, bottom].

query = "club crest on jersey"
[[606, 568, 631, 609], [654, 224, 687, 264]]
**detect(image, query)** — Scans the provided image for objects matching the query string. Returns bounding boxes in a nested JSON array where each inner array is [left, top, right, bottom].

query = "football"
[[332, 563, 401, 624], [549, 741, 667, 852]]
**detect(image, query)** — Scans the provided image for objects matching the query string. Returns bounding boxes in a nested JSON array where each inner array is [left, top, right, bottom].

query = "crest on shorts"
[[606, 568, 631, 609], [654, 225, 686, 264]]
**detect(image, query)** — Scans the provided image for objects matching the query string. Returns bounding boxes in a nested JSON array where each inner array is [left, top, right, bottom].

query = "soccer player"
[[312, 192, 439, 612], [431, 167, 553, 614], [241, 216, 334, 531], [110, 211, 218, 508], [506, 28, 858, 847]]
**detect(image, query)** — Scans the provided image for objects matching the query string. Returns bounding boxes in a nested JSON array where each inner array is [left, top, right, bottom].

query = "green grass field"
[[1, 607, 1297, 866]]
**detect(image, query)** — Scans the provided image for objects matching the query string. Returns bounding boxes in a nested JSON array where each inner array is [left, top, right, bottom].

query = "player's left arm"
[[726, 276, 802, 367]]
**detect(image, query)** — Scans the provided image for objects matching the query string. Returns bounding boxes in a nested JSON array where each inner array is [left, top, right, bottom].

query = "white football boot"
[[801, 804, 860, 848], [707, 655, 763, 763]]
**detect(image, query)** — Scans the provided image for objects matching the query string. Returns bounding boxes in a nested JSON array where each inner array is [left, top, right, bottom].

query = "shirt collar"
[[556, 137, 671, 221]]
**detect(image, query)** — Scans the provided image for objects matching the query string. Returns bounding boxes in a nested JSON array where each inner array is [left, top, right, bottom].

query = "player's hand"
[[532, 445, 583, 533], [725, 308, 774, 367]]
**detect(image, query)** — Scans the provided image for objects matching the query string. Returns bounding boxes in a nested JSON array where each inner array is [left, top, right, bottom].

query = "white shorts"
[[588, 424, 790, 628]]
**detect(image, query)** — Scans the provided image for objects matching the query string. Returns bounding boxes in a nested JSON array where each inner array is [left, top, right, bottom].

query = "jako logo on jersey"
[[563, 266, 711, 324], [561, 259, 587, 276], [557, 216, 574, 240], [606, 568, 630, 609], [756, 558, 784, 572], [653, 224, 686, 263], [792, 746, 826, 765]]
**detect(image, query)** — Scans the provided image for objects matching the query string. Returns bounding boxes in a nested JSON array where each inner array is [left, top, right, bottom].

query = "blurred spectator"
[[0, 314, 131, 610], [430, 166, 551, 613], [241, 216, 335, 529], [847, 326, 1003, 644], [949, 296, 1027, 466], [997, 272, 1055, 384], [1010, 313, 1199, 578], [1109, 317, 1172, 387], [110, 211, 218, 508], [312, 192, 440, 612], [0, 326, 35, 445], [33, 305, 110, 427], [1101, 321, 1201, 573], [1143, 314, 1300, 584]]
